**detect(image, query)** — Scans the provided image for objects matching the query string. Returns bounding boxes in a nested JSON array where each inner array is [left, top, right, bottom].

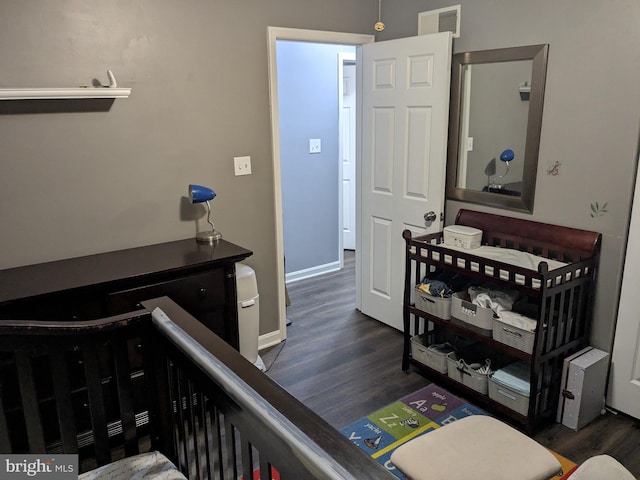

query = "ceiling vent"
[[418, 5, 461, 38]]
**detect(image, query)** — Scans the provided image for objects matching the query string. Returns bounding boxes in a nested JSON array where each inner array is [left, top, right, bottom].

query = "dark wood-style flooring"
[[261, 251, 640, 476]]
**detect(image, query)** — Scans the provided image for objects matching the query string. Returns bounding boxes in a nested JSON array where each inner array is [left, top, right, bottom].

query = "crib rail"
[[0, 311, 152, 467], [0, 298, 391, 479]]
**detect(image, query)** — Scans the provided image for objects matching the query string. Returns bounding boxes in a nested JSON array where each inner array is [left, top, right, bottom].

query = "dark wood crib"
[[0, 297, 392, 479]]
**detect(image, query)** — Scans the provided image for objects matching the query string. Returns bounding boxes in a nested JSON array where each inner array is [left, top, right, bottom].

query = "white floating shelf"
[[0, 71, 131, 100], [0, 87, 131, 100]]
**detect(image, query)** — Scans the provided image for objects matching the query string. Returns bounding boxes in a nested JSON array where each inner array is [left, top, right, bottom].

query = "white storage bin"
[[451, 292, 494, 335], [414, 288, 451, 320], [492, 316, 536, 354], [446, 351, 491, 394], [410, 335, 454, 374], [443, 225, 482, 249], [489, 361, 530, 416]]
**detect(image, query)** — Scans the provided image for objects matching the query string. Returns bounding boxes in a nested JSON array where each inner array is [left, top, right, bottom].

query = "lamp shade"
[[189, 184, 216, 204], [500, 149, 515, 163]]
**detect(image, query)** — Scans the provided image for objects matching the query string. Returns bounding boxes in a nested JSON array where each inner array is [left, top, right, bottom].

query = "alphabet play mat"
[[339, 383, 577, 479]]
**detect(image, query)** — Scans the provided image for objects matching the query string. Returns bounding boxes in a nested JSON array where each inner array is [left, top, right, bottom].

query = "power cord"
[[264, 338, 287, 373]]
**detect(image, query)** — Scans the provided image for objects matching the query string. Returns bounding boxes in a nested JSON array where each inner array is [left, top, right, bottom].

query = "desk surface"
[[0, 238, 253, 304]]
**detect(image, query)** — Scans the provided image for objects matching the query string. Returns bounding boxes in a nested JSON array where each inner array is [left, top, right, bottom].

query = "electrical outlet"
[[466, 137, 474, 151], [234, 156, 252, 176], [309, 139, 321, 154]]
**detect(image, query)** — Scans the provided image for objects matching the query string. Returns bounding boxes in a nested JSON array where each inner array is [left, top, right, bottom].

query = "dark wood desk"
[[0, 238, 253, 349]]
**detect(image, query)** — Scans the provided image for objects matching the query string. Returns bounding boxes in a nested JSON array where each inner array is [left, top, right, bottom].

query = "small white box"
[[443, 225, 482, 249], [556, 347, 609, 431]]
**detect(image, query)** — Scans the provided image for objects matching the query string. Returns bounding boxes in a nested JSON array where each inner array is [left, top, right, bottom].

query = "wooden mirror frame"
[[446, 44, 549, 213]]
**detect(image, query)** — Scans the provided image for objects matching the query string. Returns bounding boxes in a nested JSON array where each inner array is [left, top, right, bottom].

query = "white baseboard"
[[285, 260, 341, 284], [260, 261, 341, 351]]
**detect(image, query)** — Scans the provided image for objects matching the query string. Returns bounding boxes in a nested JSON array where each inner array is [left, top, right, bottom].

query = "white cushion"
[[570, 455, 635, 480], [390, 416, 561, 480], [79, 451, 187, 480]]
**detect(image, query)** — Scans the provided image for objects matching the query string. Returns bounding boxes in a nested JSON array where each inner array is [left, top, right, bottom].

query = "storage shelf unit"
[[402, 209, 601, 432]]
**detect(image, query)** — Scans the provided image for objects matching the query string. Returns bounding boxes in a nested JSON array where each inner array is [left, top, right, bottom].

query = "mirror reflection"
[[457, 60, 532, 195], [446, 44, 549, 212]]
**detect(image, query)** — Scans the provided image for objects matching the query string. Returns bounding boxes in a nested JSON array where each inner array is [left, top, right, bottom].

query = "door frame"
[[339, 52, 357, 255], [266, 27, 374, 344]]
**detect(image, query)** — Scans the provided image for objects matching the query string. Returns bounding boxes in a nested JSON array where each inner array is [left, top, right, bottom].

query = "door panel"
[[608, 167, 640, 420], [358, 32, 452, 330], [406, 107, 432, 199], [371, 217, 392, 299]]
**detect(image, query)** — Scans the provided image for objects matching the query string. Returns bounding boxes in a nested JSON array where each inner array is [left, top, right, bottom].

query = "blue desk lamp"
[[489, 149, 515, 189], [189, 184, 222, 243]]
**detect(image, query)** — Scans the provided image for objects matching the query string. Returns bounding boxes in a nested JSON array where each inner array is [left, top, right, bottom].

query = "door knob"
[[424, 211, 437, 224]]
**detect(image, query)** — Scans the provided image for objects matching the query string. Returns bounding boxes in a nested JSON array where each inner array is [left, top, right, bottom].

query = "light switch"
[[466, 137, 474, 151], [309, 139, 321, 154], [234, 156, 252, 176]]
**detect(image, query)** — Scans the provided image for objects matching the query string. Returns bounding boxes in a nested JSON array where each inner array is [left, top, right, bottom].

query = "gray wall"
[[1, 1, 639, 349], [0, 0, 376, 336], [378, 0, 640, 351]]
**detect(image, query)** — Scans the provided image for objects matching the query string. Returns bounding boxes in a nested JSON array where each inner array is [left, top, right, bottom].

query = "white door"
[[357, 32, 452, 331], [607, 166, 640, 420], [341, 60, 357, 250]]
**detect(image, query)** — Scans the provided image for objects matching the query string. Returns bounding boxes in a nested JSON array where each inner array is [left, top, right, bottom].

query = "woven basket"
[[492, 318, 535, 354]]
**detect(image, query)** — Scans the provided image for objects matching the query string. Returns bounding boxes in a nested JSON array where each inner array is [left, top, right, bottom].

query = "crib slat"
[[555, 290, 567, 349], [0, 389, 12, 453], [143, 333, 175, 461], [545, 295, 555, 354], [16, 351, 46, 452], [575, 284, 588, 339], [82, 346, 111, 466], [565, 286, 577, 344], [173, 366, 189, 472], [112, 340, 138, 457], [258, 459, 272, 480], [50, 350, 78, 453], [208, 402, 224, 480], [199, 394, 217, 480], [224, 416, 238, 480], [197, 393, 212, 479], [186, 380, 202, 479], [241, 437, 253, 480]]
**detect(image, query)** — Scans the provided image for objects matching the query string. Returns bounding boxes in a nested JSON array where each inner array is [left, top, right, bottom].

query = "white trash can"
[[235, 263, 265, 370]]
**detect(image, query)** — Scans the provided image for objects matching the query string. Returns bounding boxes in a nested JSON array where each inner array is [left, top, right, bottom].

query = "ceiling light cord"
[[375, 0, 385, 31]]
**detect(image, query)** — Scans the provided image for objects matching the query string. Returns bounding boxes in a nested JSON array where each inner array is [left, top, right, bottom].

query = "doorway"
[[268, 28, 453, 339], [276, 40, 356, 283], [267, 27, 375, 341]]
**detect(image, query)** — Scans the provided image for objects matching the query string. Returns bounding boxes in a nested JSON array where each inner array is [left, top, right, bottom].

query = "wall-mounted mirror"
[[446, 44, 549, 213]]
